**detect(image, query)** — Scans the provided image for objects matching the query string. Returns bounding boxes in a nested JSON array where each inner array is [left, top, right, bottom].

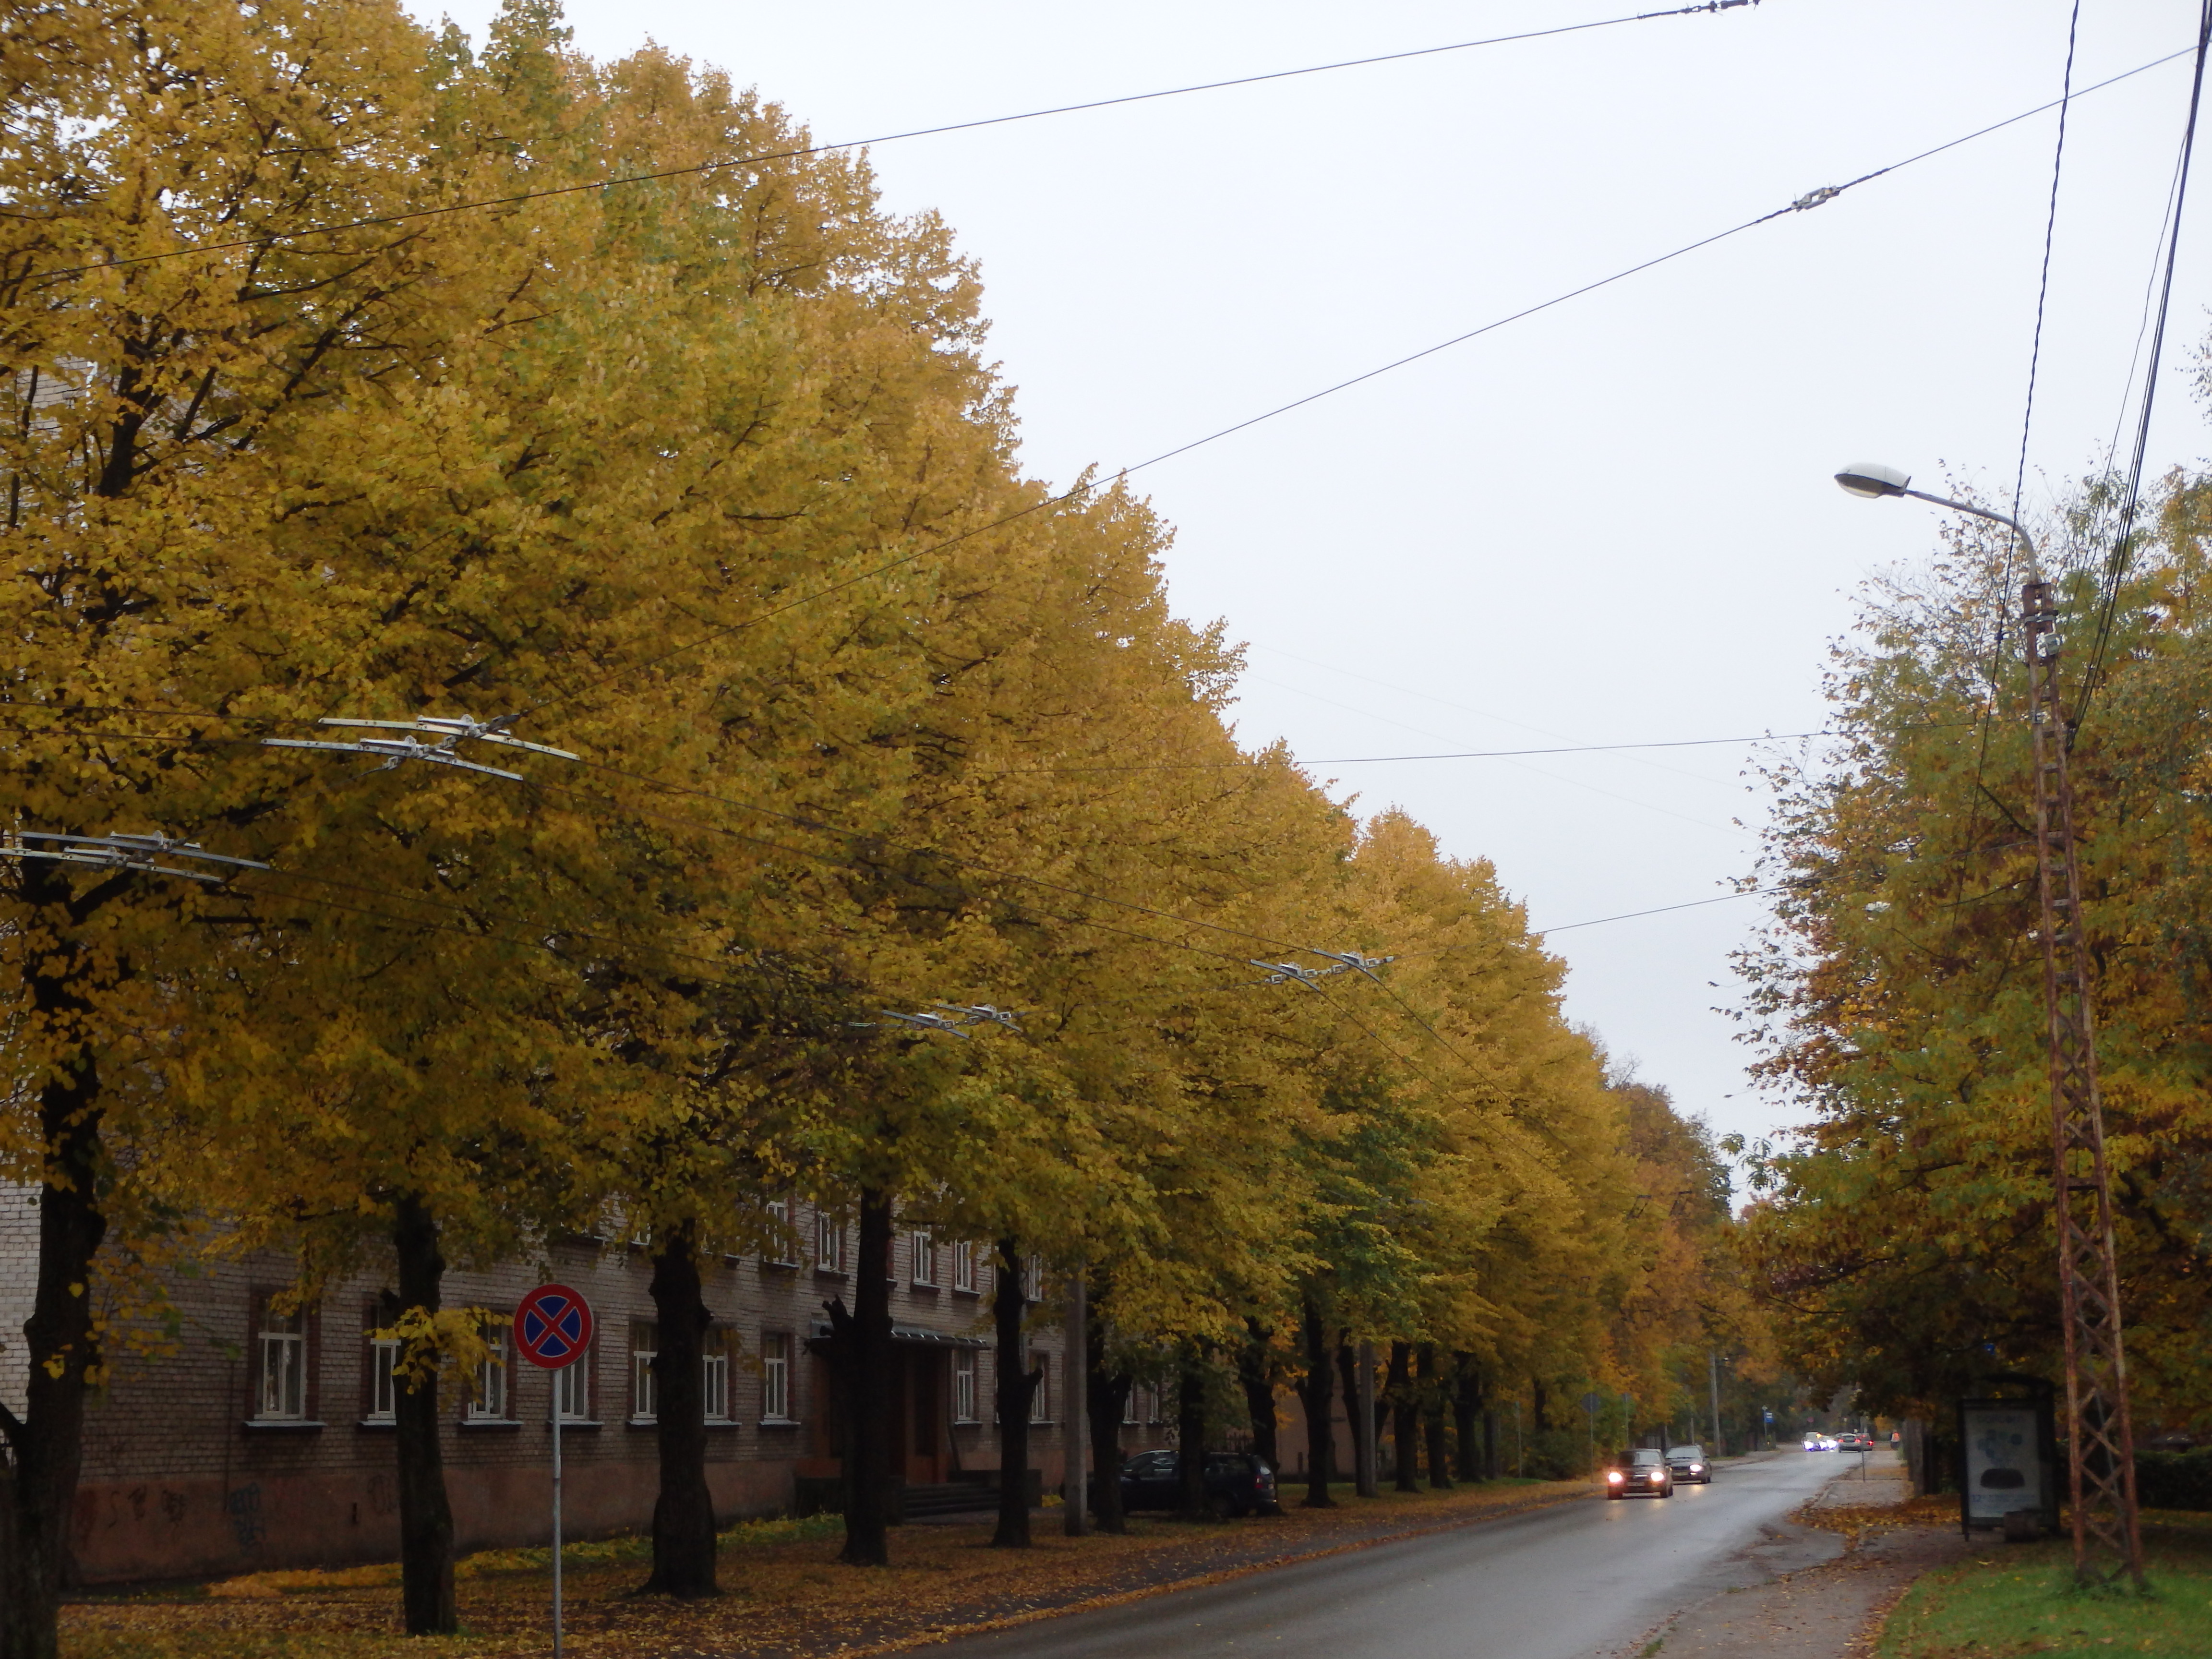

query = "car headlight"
[[1690, 1463, 1703, 1473], [1606, 1470, 1623, 1482]]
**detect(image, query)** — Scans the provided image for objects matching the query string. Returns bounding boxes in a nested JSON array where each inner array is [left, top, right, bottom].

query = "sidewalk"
[[1624, 1451, 1971, 1659]]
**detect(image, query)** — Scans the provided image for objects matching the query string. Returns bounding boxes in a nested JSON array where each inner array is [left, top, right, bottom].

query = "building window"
[[951, 1240, 976, 1294], [555, 1355, 591, 1422], [953, 1349, 978, 1423], [256, 1304, 306, 1421], [765, 1196, 798, 1265], [1029, 1352, 1051, 1422], [911, 1231, 937, 1286], [703, 1334, 731, 1423], [632, 1320, 659, 1422], [366, 1328, 399, 1424], [760, 1332, 793, 1422], [469, 1325, 510, 1420], [1023, 1255, 1044, 1302], [815, 1208, 847, 1274], [1122, 1386, 1141, 1427]]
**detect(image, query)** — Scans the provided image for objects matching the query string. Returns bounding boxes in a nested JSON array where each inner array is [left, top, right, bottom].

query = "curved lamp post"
[[1832, 461, 2141, 1588], [1832, 462, 2038, 566]]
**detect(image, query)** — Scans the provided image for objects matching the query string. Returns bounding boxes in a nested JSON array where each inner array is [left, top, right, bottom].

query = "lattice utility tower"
[[2021, 577, 2143, 1588]]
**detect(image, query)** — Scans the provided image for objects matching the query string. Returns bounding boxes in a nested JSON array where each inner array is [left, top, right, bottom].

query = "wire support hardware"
[[1250, 949, 1397, 989], [855, 1003, 1024, 1039], [1, 830, 272, 885], [264, 715, 578, 783], [2020, 578, 2144, 1589]]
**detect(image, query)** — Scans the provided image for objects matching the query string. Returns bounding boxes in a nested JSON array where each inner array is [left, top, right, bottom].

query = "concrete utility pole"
[[1064, 1265, 1087, 1537], [1835, 465, 2145, 1587], [1707, 1352, 1723, 1454]]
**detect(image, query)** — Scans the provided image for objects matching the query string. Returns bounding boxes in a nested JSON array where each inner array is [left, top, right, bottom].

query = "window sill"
[[950, 1288, 980, 1298], [909, 1281, 940, 1293], [757, 1417, 801, 1429], [814, 1269, 849, 1281], [242, 1419, 324, 1433], [460, 1418, 523, 1431], [627, 1415, 658, 1429], [951, 1418, 981, 1428], [704, 1419, 742, 1431], [550, 1419, 602, 1431], [760, 1260, 800, 1273], [356, 1419, 397, 1432]]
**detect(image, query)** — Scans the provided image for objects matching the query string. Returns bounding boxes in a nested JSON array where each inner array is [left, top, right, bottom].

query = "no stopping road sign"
[[516, 1284, 593, 1369]]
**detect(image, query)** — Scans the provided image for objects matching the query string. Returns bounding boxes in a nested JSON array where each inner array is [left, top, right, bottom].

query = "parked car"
[[1605, 1447, 1673, 1499], [1835, 1431, 1869, 1452], [1664, 1443, 1711, 1483], [1118, 1450, 1282, 1517]]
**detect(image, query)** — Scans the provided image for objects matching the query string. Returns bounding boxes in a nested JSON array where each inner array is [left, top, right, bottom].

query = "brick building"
[[0, 1196, 1179, 1584]]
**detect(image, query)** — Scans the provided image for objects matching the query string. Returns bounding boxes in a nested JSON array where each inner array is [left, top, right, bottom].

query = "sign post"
[[516, 1284, 594, 1659]]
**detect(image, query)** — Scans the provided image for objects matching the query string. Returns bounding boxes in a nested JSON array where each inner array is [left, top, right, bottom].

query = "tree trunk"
[[1387, 1342, 1419, 1492], [1085, 1293, 1130, 1534], [1532, 1377, 1550, 1434], [1484, 1407, 1499, 1479], [1176, 1357, 1208, 1519], [1237, 1319, 1278, 1472], [1452, 1355, 1484, 1482], [828, 1192, 895, 1567], [1418, 1344, 1452, 1489], [0, 962, 107, 1659], [644, 1222, 718, 1594], [390, 1194, 457, 1636], [1294, 1294, 1334, 1507], [991, 1238, 1038, 1548]]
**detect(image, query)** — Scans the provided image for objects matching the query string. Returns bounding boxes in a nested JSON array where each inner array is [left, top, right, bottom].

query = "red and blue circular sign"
[[515, 1284, 594, 1370]]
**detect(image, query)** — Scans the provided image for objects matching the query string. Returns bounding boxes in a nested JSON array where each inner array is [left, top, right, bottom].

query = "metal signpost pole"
[[516, 1284, 594, 1659], [552, 1405, 564, 1659], [1354, 1341, 1379, 1498]]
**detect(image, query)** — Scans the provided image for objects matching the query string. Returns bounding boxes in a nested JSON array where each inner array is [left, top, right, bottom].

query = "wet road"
[[941, 1452, 1850, 1659]]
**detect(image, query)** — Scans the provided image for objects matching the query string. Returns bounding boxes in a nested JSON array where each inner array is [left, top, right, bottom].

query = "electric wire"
[[979, 732, 1827, 772], [524, 43, 2200, 726], [30, 2, 1763, 284], [1955, 0, 2083, 897], [2080, 0, 2212, 720]]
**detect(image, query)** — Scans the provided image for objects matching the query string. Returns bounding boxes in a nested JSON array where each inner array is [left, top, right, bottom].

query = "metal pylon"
[[2020, 578, 2143, 1588]]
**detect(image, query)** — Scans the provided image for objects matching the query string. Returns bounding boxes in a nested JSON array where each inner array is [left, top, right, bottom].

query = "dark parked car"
[[1605, 1447, 1673, 1499], [1118, 1450, 1282, 1517], [1664, 1443, 1711, 1484]]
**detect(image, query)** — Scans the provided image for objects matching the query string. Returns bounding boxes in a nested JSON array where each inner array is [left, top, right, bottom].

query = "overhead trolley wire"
[[520, 42, 2200, 725], [33, 2, 1765, 284], [2080, 0, 2212, 719]]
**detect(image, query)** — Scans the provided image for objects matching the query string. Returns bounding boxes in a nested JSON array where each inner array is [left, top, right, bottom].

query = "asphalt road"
[[940, 1452, 1852, 1659]]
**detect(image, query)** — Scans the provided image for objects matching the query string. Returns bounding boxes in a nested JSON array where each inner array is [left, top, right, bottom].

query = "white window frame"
[[366, 1332, 399, 1425], [1023, 1255, 1044, 1302], [256, 1304, 307, 1421], [1029, 1351, 1051, 1423], [468, 1326, 510, 1421], [951, 1240, 976, 1294], [632, 1320, 659, 1423], [703, 1338, 731, 1423], [953, 1348, 979, 1423], [760, 1331, 793, 1423], [765, 1196, 798, 1266], [815, 1207, 848, 1274], [554, 1355, 591, 1422], [910, 1230, 937, 1286], [1122, 1385, 1141, 1427]]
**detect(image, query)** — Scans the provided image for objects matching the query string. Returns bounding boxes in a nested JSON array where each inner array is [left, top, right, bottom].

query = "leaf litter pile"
[[64, 1479, 1587, 1658]]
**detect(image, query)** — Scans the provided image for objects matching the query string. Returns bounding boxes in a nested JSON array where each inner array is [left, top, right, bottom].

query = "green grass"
[[1878, 1521, 2212, 1657]]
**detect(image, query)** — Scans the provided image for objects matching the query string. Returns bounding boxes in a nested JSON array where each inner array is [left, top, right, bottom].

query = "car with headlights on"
[[1604, 1447, 1673, 1499], [1664, 1443, 1711, 1484]]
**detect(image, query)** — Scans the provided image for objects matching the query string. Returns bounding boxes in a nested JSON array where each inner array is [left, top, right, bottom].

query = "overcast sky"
[[406, 0, 2211, 1155]]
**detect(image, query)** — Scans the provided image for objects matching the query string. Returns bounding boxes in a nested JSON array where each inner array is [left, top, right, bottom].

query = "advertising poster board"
[[1958, 1397, 2054, 1529]]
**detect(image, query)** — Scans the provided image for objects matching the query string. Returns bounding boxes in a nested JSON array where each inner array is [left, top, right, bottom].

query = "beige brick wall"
[[0, 1181, 35, 1420], [54, 1206, 1155, 1583]]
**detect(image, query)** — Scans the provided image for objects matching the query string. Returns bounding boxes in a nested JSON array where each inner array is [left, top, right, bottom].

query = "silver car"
[[1664, 1443, 1711, 1484]]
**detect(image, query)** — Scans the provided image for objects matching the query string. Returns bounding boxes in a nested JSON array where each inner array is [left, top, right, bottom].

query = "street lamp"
[[1832, 463, 2037, 564], [1831, 460, 2141, 1589]]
